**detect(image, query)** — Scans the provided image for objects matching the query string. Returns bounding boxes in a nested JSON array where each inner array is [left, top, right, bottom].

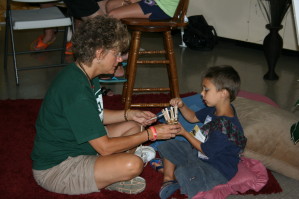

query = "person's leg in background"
[[63, 0, 107, 55], [31, 2, 57, 51]]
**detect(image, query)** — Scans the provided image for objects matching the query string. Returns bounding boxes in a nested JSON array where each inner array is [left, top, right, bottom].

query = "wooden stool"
[[121, 0, 189, 109]]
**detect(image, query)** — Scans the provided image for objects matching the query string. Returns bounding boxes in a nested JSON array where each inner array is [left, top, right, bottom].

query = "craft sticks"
[[162, 106, 178, 124]]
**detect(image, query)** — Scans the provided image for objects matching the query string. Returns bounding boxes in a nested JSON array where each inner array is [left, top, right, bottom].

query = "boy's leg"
[[162, 158, 176, 182]]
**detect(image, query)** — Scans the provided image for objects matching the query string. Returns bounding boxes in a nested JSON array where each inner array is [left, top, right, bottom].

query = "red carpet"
[[0, 93, 282, 199]]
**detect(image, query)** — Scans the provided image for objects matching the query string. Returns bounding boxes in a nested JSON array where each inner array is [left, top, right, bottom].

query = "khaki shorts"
[[33, 155, 99, 195]]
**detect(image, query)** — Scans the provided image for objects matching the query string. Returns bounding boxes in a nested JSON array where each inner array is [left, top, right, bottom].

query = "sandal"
[[30, 35, 56, 51], [65, 41, 73, 55], [159, 180, 180, 199], [99, 62, 128, 83], [149, 158, 164, 172], [99, 76, 127, 83], [101, 87, 114, 96]]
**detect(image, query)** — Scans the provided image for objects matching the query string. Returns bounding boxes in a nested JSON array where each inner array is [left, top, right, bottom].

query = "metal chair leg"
[[4, 7, 9, 71], [8, 9, 19, 85]]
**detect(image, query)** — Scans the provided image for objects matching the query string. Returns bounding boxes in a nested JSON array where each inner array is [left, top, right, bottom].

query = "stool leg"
[[123, 31, 141, 109], [163, 31, 180, 98]]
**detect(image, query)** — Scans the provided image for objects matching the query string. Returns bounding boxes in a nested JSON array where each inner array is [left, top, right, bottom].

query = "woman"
[[31, 16, 181, 195]]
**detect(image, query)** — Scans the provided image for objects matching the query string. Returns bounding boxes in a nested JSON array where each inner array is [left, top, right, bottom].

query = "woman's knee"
[[124, 155, 144, 177]]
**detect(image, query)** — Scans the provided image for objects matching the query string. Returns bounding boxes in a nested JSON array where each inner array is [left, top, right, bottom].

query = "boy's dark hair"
[[72, 15, 130, 65], [202, 65, 240, 102]]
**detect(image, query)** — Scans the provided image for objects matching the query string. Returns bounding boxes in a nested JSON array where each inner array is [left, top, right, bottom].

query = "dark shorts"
[[63, 0, 102, 18], [158, 140, 228, 198], [138, 0, 171, 20]]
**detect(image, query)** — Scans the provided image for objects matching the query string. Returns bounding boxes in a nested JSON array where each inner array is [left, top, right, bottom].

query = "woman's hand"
[[127, 109, 157, 126], [151, 123, 182, 140], [170, 97, 184, 108]]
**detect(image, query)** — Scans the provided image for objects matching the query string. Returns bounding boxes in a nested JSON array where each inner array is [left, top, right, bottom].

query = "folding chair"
[[4, 0, 72, 85]]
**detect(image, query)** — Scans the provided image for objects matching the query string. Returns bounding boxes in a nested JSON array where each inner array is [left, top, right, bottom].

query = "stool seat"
[[121, 0, 189, 109]]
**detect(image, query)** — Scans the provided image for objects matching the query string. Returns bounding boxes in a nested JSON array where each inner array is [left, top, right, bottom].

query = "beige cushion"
[[232, 97, 299, 180]]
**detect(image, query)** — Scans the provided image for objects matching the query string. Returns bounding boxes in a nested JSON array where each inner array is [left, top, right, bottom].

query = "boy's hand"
[[175, 122, 188, 136], [170, 98, 184, 108]]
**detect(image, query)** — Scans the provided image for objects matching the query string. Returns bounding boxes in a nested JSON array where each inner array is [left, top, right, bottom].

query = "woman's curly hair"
[[72, 16, 130, 65]]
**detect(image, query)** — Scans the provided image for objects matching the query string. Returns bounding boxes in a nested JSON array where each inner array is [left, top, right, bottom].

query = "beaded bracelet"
[[146, 129, 150, 141], [149, 126, 157, 141]]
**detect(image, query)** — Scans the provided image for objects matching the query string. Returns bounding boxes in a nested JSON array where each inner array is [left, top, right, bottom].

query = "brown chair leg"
[[123, 30, 142, 110], [163, 31, 180, 99]]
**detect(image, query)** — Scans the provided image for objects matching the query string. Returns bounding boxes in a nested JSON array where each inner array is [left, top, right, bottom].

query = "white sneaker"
[[105, 176, 146, 194], [134, 145, 156, 163]]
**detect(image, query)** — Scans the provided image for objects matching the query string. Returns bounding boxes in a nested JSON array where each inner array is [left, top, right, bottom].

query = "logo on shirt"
[[95, 88, 104, 121]]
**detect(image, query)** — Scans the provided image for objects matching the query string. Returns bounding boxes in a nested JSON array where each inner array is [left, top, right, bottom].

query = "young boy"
[[157, 65, 247, 199]]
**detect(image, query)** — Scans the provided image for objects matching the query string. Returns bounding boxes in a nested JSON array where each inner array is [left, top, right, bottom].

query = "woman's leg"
[[108, 2, 150, 19], [106, 120, 141, 137], [93, 121, 145, 189], [94, 153, 144, 189], [106, 0, 140, 13], [106, 120, 141, 153]]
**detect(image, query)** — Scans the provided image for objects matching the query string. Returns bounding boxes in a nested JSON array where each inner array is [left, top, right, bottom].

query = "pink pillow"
[[192, 157, 269, 199]]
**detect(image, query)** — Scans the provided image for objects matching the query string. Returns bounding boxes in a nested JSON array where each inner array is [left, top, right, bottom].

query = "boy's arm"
[[180, 127, 204, 154], [169, 97, 200, 123], [179, 103, 200, 123]]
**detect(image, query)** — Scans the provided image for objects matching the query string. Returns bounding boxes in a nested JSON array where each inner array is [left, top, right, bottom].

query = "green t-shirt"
[[156, 0, 180, 17], [31, 63, 106, 170]]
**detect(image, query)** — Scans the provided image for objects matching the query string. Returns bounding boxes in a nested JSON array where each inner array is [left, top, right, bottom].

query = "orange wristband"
[[149, 126, 157, 141]]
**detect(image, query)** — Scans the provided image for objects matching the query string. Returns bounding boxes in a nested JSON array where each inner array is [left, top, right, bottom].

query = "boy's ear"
[[221, 89, 230, 99]]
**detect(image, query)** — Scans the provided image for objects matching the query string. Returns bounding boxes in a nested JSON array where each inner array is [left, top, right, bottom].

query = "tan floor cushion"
[[233, 97, 299, 180]]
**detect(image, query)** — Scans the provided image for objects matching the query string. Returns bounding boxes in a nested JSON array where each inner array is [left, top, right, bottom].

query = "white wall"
[[187, 0, 299, 51]]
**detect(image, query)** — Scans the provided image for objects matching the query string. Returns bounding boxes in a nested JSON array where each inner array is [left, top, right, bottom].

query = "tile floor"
[[1, 27, 299, 198]]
